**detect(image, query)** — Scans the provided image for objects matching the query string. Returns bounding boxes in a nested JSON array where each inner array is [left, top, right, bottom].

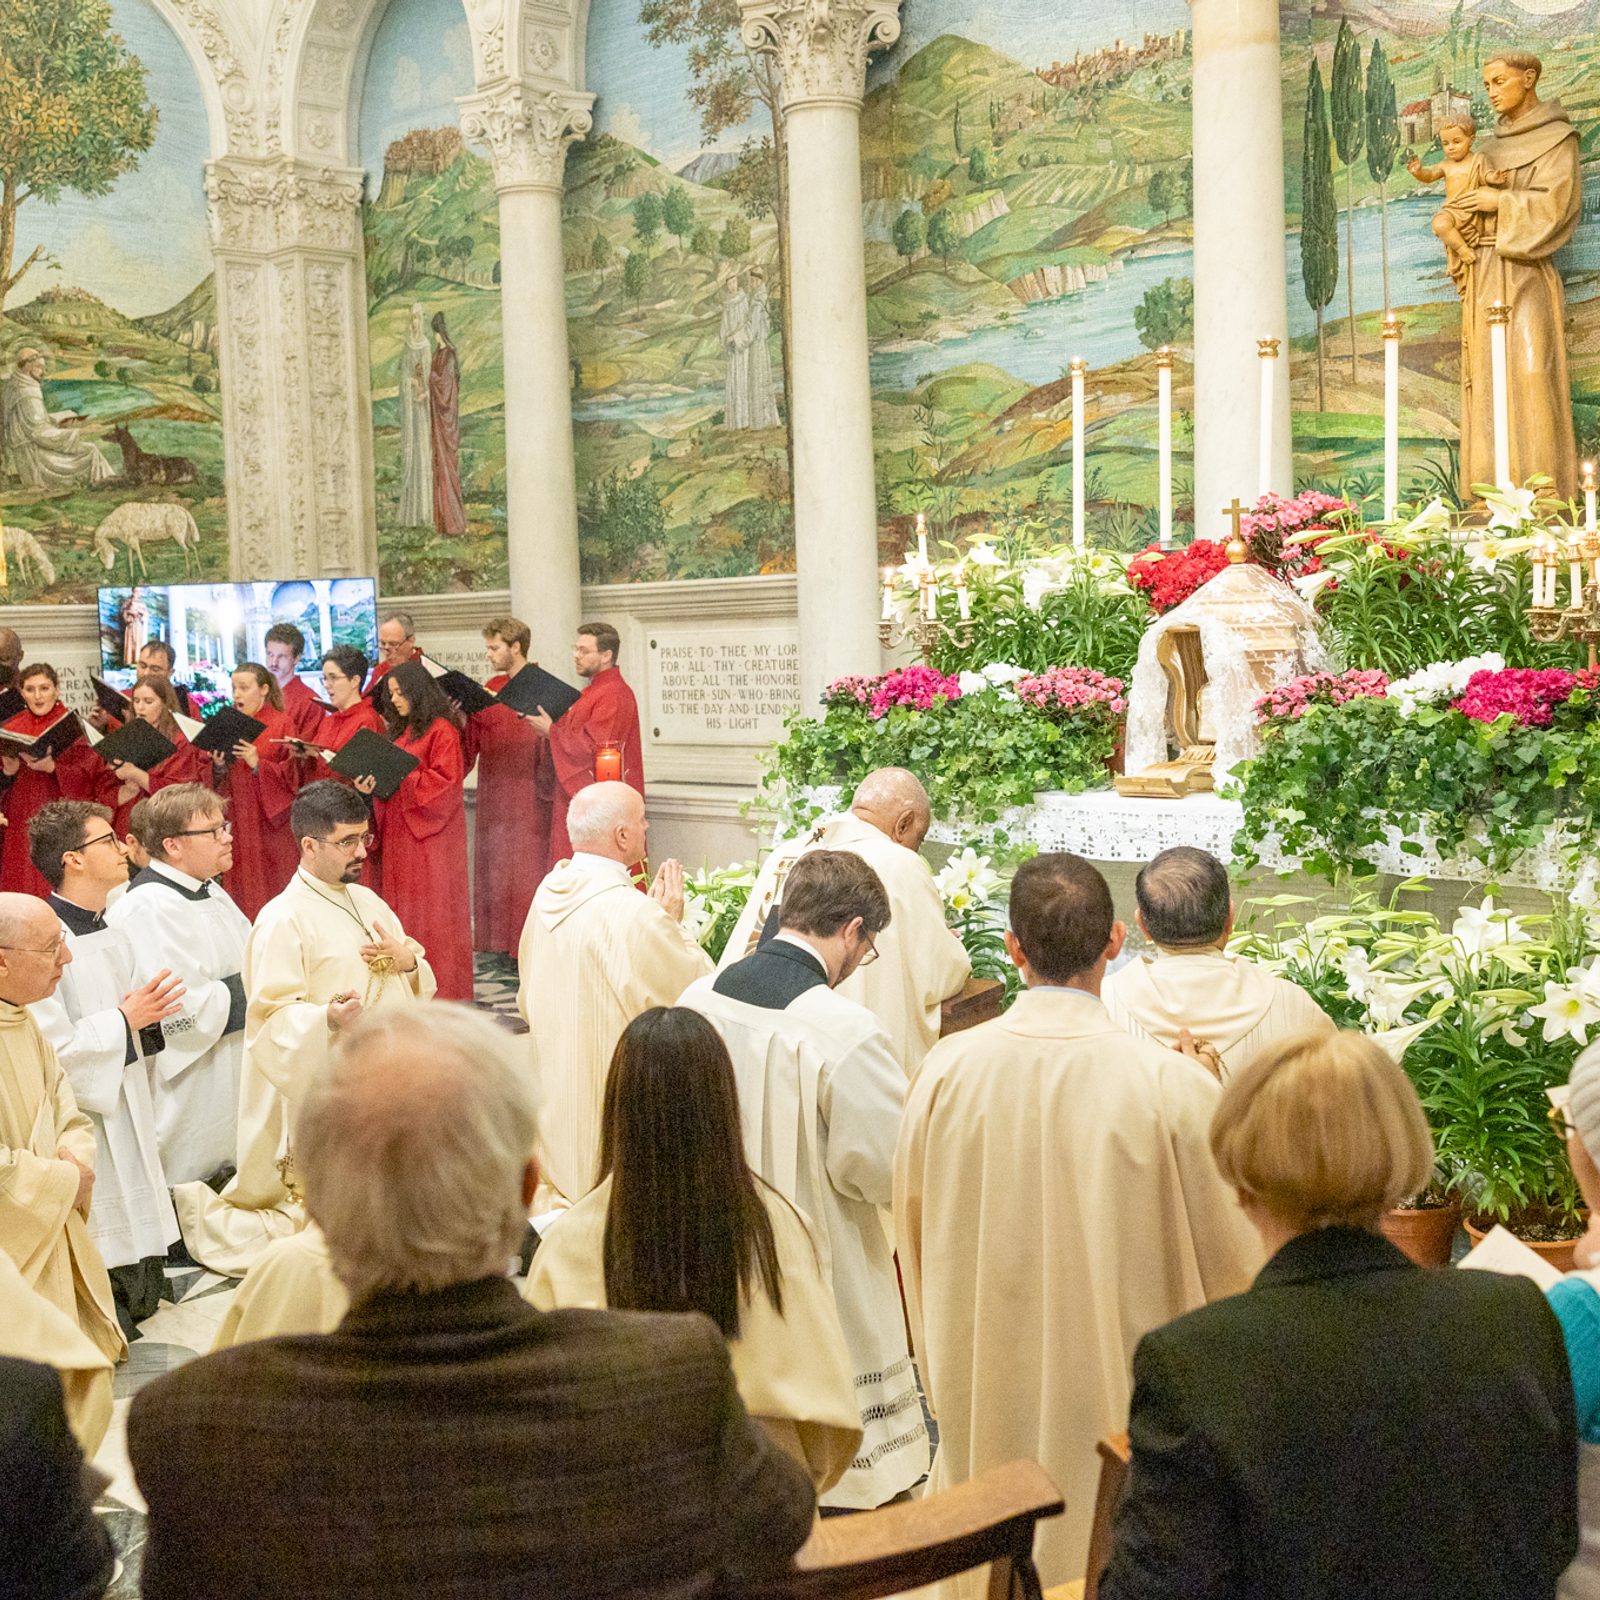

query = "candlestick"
[[914, 510, 928, 570], [1156, 346, 1174, 549], [1487, 301, 1512, 492], [1586, 461, 1597, 538], [954, 564, 971, 620], [1257, 337, 1279, 499], [1071, 357, 1087, 550], [918, 569, 936, 620], [1572, 547, 1584, 610], [1381, 315, 1401, 522], [881, 567, 893, 622]]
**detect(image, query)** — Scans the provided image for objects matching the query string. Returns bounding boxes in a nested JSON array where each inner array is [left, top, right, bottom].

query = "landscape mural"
[[0, 0, 226, 604], [1281, 0, 1600, 510]]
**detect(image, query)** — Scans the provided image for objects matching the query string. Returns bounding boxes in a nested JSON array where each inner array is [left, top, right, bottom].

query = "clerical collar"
[[569, 852, 631, 881], [47, 894, 106, 937], [1025, 981, 1102, 1001], [771, 931, 831, 980], [146, 861, 213, 898]]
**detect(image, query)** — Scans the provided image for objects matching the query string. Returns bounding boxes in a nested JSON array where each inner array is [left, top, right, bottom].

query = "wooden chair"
[[1043, 1433, 1131, 1600], [739, 1459, 1064, 1600]]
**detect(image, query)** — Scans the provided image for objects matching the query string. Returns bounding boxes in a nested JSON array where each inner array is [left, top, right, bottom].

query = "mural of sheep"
[[3, 527, 56, 588], [93, 500, 201, 582]]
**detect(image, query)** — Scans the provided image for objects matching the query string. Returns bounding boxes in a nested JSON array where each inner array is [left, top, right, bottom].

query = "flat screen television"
[[96, 579, 379, 709]]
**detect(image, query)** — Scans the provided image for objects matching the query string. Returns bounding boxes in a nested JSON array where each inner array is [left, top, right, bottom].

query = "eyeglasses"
[[321, 832, 375, 855], [1550, 1102, 1578, 1139], [174, 820, 233, 841], [856, 932, 880, 968], [0, 932, 67, 958], [74, 832, 122, 853]]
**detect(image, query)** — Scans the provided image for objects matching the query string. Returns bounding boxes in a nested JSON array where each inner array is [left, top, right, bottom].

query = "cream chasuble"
[[517, 855, 712, 1203], [527, 1174, 862, 1494], [30, 917, 179, 1269], [0, 1001, 124, 1370], [1103, 949, 1335, 1080], [211, 1223, 349, 1351], [895, 986, 1262, 1589], [176, 871, 436, 1275], [105, 868, 251, 1185], [680, 962, 929, 1509], [0, 1244, 114, 1453], [721, 813, 970, 1074]]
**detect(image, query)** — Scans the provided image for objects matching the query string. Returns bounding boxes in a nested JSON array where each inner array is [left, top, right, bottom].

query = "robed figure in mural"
[[0, 349, 115, 494], [1451, 51, 1579, 500], [743, 269, 780, 432], [120, 589, 148, 667], [719, 269, 751, 430], [397, 304, 434, 529], [428, 311, 468, 536]]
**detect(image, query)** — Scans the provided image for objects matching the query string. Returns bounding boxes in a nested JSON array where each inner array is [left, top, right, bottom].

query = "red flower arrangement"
[[1015, 666, 1126, 722], [1255, 668, 1389, 724], [1451, 667, 1582, 728], [822, 673, 882, 712], [1242, 489, 1351, 579], [866, 665, 962, 720], [1126, 539, 1232, 613]]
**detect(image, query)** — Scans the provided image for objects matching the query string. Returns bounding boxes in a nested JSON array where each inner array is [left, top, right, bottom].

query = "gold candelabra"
[[878, 610, 973, 658], [880, 512, 974, 658], [1527, 511, 1600, 671]]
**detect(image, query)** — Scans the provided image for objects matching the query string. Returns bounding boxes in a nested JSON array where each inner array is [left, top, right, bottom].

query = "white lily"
[[1401, 496, 1453, 537], [935, 847, 1002, 914], [1290, 569, 1339, 603], [1528, 972, 1600, 1045], [1482, 484, 1539, 531], [965, 541, 1003, 568], [1363, 1016, 1438, 1061], [1449, 897, 1529, 964]]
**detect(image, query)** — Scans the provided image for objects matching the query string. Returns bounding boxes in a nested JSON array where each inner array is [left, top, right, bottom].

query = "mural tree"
[[1302, 59, 1338, 410], [662, 184, 696, 255], [1330, 18, 1365, 383], [0, 0, 158, 309], [1364, 39, 1401, 313]]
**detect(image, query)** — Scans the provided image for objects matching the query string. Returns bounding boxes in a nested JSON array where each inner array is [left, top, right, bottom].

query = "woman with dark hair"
[[315, 644, 387, 892], [108, 677, 210, 837], [527, 1006, 861, 1493], [213, 662, 301, 919], [374, 658, 471, 998], [428, 310, 467, 536]]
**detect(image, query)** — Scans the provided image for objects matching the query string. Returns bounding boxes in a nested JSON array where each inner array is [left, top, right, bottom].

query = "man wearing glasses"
[[176, 781, 435, 1277], [105, 784, 251, 1193], [679, 850, 928, 1512]]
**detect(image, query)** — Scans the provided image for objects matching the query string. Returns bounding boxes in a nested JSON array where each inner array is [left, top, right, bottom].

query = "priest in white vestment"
[[516, 783, 712, 1203], [0, 894, 126, 1376], [896, 853, 1262, 1588], [681, 849, 929, 1509], [105, 784, 251, 1187], [176, 782, 437, 1274], [721, 769, 970, 1075], [27, 800, 185, 1325], [211, 1223, 349, 1350], [1103, 846, 1333, 1080]]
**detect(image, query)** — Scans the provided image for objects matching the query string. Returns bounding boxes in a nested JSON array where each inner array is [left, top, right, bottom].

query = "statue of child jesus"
[[1407, 112, 1507, 292]]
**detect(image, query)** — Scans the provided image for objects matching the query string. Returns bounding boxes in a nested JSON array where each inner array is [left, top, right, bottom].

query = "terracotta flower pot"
[[1463, 1218, 1584, 1275], [1380, 1199, 1462, 1267]]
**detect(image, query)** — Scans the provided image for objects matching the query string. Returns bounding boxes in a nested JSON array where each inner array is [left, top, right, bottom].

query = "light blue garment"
[[1549, 1277, 1600, 1445]]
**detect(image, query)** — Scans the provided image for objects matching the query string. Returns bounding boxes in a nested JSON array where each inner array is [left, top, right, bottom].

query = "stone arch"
[[128, 0, 247, 158]]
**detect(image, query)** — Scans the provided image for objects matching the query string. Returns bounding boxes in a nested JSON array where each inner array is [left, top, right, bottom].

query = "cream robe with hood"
[[517, 855, 712, 1203], [895, 986, 1262, 1589], [1103, 948, 1334, 1080], [210, 1223, 349, 1351]]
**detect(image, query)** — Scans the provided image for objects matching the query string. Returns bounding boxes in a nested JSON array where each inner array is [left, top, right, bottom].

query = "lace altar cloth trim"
[[798, 786, 1574, 887]]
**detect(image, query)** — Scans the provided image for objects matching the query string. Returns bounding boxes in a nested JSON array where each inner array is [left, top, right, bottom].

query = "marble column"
[[1191, 0, 1292, 536], [459, 83, 593, 657], [740, 0, 901, 700], [205, 157, 374, 579]]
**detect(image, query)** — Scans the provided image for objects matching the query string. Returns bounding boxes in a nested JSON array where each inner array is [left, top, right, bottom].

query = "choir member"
[[522, 623, 643, 869], [211, 663, 301, 921], [366, 609, 422, 695], [375, 660, 473, 1001], [0, 664, 119, 895], [0, 627, 22, 688], [263, 623, 326, 740], [317, 647, 386, 753], [466, 616, 548, 959], [107, 678, 210, 837], [27, 801, 184, 1329], [105, 785, 249, 1187], [87, 640, 194, 734]]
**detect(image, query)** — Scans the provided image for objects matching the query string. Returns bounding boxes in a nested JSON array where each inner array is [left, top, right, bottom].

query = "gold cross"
[[1223, 498, 1246, 541]]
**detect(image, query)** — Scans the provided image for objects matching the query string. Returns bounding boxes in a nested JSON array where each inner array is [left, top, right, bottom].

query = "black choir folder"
[[0, 687, 22, 724], [0, 711, 85, 762], [190, 706, 267, 757], [422, 656, 497, 717], [493, 665, 581, 721], [91, 677, 133, 721], [326, 728, 419, 800], [95, 719, 176, 772]]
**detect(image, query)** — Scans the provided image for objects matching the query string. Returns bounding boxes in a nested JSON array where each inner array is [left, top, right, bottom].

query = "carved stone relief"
[[738, 0, 900, 107], [457, 81, 594, 191]]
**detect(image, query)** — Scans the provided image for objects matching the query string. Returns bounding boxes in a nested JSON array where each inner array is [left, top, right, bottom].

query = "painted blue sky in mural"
[[359, 0, 478, 171], [10, 0, 210, 320]]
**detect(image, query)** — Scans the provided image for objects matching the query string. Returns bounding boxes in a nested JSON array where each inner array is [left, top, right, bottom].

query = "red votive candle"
[[595, 744, 624, 783]]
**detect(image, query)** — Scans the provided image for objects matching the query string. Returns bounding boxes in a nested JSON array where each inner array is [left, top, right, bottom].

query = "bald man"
[[0, 894, 124, 1372], [721, 768, 970, 1075], [515, 783, 712, 1202]]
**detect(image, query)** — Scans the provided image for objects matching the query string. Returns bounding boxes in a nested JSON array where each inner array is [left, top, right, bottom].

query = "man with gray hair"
[[127, 1004, 815, 1597], [366, 609, 421, 697], [1102, 845, 1333, 1080], [516, 781, 711, 1202]]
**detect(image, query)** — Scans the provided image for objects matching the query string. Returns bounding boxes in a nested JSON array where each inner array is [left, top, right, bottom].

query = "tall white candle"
[[1071, 357, 1087, 550], [914, 510, 928, 569], [955, 564, 971, 620], [1572, 548, 1584, 610], [1382, 315, 1401, 521], [1156, 347, 1174, 549], [1585, 462, 1597, 537], [1257, 337, 1279, 499], [881, 567, 893, 621], [1488, 302, 1512, 492]]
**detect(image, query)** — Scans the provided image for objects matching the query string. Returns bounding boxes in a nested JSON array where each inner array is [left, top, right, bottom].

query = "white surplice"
[[29, 913, 178, 1269], [1103, 948, 1335, 1080], [105, 865, 251, 1185], [175, 870, 436, 1274], [721, 813, 971, 1075], [517, 854, 713, 1203], [895, 986, 1263, 1588], [679, 961, 929, 1509]]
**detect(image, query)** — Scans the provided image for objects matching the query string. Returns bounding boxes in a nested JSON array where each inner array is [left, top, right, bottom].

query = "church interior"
[[8, 0, 1600, 1595]]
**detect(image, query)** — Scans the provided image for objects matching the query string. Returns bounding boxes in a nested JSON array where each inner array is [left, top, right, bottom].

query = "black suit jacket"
[[128, 1276, 816, 1599], [1098, 1226, 1578, 1600], [0, 1357, 111, 1600]]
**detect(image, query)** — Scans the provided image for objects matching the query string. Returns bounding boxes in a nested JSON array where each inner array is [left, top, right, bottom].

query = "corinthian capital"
[[457, 83, 595, 192], [739, 0, 901, 109]]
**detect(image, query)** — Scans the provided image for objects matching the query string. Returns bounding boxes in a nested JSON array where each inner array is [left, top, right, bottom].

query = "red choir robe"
[[278, 676, 328, 741], [464, 673, 550, 956], [545, 667, 645, 869], [374, 717, 473, 1000], [364, 649, 423, 702], [0, 710, 120, 895], [315, 700, 388, 894], [111, 730, 212, 839], [217, 706, 302, 921]]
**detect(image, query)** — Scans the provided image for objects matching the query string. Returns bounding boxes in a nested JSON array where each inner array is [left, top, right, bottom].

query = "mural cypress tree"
[[1330, 19, 1365, 383], [953, 101, 962, 155], [1302, 59, 1338, 412], [1365, 39, 1401, 313]]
